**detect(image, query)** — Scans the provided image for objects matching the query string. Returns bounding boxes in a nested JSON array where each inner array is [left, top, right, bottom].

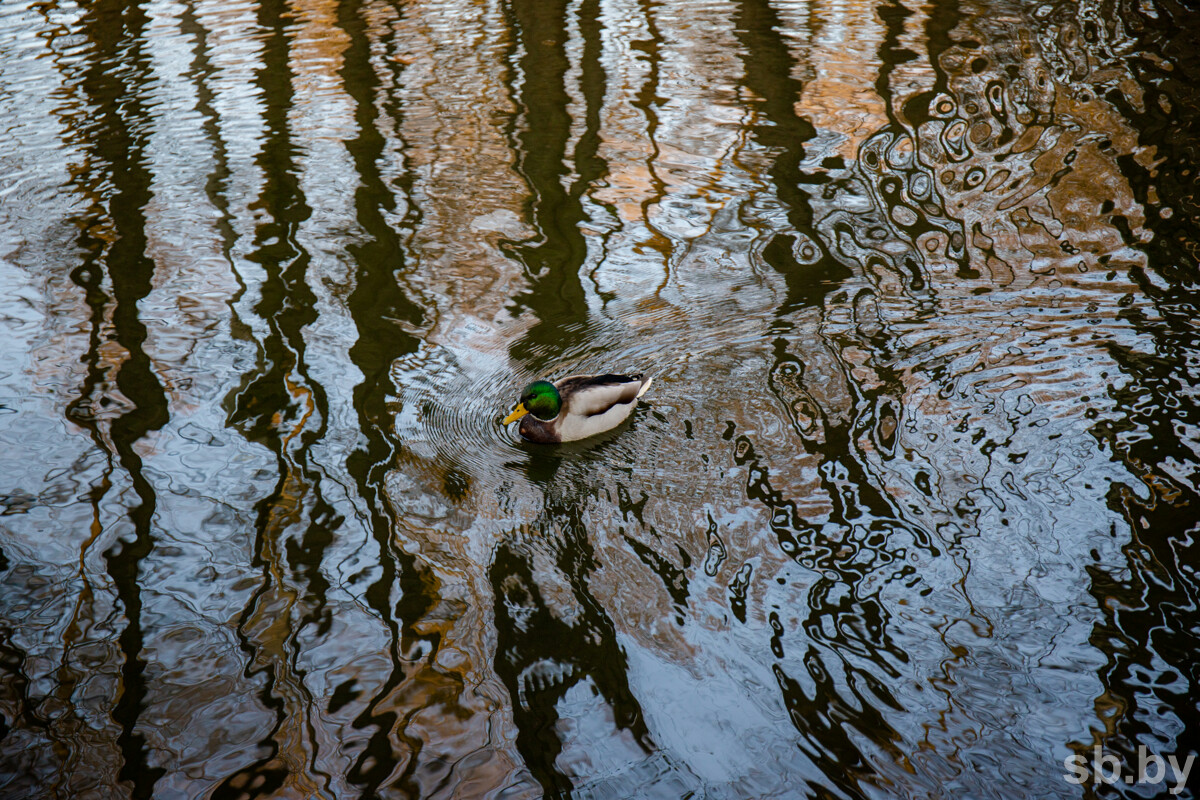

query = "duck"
[[502, 373, 653, 443]]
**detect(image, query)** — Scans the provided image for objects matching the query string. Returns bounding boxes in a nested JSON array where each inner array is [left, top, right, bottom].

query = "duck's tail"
[[636, 376, 654, 398]]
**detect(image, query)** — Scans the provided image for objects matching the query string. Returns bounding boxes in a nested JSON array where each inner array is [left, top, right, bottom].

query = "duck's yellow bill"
[[502, 403, 529, 425]]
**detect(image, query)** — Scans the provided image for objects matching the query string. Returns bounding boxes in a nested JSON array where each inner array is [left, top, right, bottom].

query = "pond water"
[[1, 0, 1198, 797]]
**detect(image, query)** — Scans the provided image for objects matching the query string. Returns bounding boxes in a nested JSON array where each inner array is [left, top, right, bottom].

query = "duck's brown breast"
[[518, 415, 561, 443]]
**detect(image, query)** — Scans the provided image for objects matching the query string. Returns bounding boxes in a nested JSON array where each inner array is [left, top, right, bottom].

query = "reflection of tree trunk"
[[490, 505, 652, 799], [1036, 0, 1200, 775], [235, 384, 327, 797], [60, 0, 173, 795], [336, 0, 444, 793], [216, 0, 333, 791], [503, 0, 608, 365]]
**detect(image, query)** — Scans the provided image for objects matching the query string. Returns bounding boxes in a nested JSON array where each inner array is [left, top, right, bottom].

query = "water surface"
[[1, 0, 1198, 797]]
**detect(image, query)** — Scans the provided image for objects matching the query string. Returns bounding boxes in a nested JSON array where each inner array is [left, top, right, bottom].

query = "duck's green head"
[[503, 380, 561, 424]]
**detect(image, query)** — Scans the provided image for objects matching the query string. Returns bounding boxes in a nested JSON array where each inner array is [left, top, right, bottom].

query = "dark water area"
[[2, 0, 1199, 797]]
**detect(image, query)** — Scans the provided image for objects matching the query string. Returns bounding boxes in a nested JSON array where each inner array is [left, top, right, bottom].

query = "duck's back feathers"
[[556, 373, 644, 417]]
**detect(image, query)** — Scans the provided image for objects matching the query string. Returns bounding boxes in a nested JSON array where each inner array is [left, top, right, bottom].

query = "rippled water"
[[2, 0, 1199, 797]]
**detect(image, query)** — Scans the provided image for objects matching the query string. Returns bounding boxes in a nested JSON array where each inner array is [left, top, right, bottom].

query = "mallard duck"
[[502, 373, 653, 443]]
